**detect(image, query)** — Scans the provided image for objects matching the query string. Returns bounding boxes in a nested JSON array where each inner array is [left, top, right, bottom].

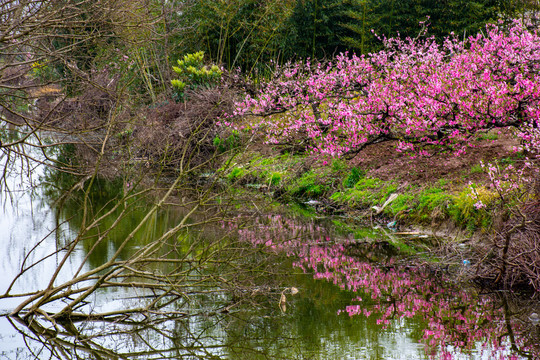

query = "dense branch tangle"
[[0, 2, 281, 357], [0, 0, 174, 130], [0, 0, 185, 193]]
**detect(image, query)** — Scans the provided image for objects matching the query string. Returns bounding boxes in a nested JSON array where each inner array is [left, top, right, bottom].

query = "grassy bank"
[[220, 137, 528, 236]]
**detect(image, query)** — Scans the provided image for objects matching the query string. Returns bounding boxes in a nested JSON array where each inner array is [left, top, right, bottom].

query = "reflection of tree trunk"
[[501, 295, 533, 359], [502, 295, 517, 351]]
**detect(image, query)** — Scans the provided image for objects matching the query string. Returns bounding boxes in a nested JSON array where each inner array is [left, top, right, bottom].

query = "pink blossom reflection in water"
[[237, 215, 538, 359]]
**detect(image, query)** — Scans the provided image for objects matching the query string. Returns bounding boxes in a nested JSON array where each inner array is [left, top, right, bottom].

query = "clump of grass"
[[288, 170, 328, 198], [213, 131, 241, 153], [469, 164, 484, 175], [227, 167, 246, 181], [331, 177, 396, 208], [245, 152, 303, 186], [413, 187, 452, 223], [500, 157, 516, 166], [268, 172, 282, 186], [438, 179, 449, 187], [352, 227, 379, 240], [386, 192, 415, 216], [476, 132, 499, 141], [448, 184, 498, 231], [343, 167, 366, 188], [331, 158, 347, 173], [330, 174, 499, 232]]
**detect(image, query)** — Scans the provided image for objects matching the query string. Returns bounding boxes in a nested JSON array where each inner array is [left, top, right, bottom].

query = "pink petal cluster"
[[231, 20, 540, 158]]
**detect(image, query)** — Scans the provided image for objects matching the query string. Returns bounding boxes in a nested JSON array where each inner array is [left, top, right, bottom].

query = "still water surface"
[[0, 148, 538, 359]]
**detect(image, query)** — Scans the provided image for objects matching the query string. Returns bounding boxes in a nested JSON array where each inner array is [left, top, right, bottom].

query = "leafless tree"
[[0, 2, 290, 359]]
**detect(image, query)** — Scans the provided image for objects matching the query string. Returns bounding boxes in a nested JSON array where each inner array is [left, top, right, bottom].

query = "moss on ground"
[[220, 150, 523, 233]]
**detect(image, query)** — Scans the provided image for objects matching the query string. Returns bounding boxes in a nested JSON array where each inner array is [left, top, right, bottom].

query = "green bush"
[[171, 52, 222, 102]]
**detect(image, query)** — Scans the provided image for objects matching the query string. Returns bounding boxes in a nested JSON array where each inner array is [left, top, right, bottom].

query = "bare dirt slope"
[[351, 129, 522, 188]]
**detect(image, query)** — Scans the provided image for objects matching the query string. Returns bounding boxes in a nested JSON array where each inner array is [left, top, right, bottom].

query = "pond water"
[[0, 143, 539, 359]]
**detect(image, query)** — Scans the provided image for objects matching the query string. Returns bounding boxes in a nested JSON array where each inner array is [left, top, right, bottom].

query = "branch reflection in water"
[[1, 137, 539, 359], [239, 214, 540, 360]]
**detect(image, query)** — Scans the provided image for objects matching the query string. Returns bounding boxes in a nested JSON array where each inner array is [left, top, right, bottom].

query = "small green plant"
[[115, 128, 134, 140], [386, 193, 415, 215], [227, 167, 246, 182], [331, 177, 386, 208], [31, 60, 58, 82], [500, 157, 516, 166], [213, 131, 241, 153], [469, 163, 484, 175], [288, 171, 327, 198], [343, 167, 366, 188], [414, 187, 452, 223], [449, 184, 498, 231], [171, 52, 222, 102], [476, 132, 499, 141], [331, 159, 347, 173], [268, 172, 282, 186]]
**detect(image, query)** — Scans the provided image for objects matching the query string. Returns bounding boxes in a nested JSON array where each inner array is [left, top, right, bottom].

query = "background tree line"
[[3, 0, 538, 114], [177, 0, 540, 73]]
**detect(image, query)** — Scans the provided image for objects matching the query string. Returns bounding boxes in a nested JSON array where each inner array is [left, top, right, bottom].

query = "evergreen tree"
[[285, 0, 356, 59], [341, 0, 500, 55]]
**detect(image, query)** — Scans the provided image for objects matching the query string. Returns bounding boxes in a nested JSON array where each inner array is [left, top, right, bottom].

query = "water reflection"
[[1, 148, 540, 359], [239, 215, 540, 359]]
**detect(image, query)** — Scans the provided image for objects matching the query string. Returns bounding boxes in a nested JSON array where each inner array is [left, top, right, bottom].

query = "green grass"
[[268, 172, 282, 186], [331, 175, 500, 232], [476, 132, 499, 141], [414, 187, 452, 223], [332, 176, 401, 208], [331, 158, 347, 173], [213, 131, 241, 153], [448, 184, 498, 231], [227, 167, 246, 181], [288, 170, 328, 198], [222, 151, 510, 233], [343, 167, 366, 188], [469, 164, 484, 175], [386, 193, 415, 215]]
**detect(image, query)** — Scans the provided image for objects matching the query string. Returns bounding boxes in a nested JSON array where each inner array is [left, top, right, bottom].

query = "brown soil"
[[349, 129, 522, 188]]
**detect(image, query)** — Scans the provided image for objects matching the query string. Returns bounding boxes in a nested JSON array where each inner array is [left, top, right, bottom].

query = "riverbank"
[[214, 127, 540, 291], [223, 128, 521, 231], [22, 61, 539, 292], [25, 86, 539, 293]]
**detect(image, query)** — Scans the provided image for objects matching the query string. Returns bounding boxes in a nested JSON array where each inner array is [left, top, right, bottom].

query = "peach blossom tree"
[[228, 20, 540, 158]]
